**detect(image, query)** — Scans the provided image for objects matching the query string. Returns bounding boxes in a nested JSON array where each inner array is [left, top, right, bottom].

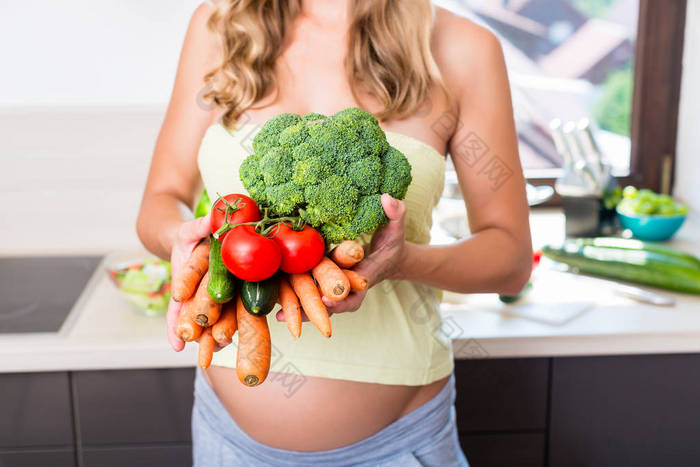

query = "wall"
[[674, 0, 700, 212]]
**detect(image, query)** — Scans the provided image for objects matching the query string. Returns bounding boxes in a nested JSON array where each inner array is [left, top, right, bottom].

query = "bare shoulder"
[[432, 7, 506, 97]]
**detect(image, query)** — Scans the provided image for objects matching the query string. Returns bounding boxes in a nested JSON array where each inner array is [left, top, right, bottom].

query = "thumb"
[[381, 194, 406, 225], [181, 212, 212, 242]]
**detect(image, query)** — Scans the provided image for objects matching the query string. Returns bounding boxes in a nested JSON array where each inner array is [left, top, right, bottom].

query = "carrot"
[[172, 242, 210, 302], [289, 273, 331, 338], [279, 277, 302, 339], [312, 257, 350, 301], [175, 299, 203, 342], [236, 296, 271, 386], [342, 269, 369, 292], [212, 300, 237, 345], [330, 240, 364, 268], [198, 327, 216, 369], [192, 273, 222, 327]]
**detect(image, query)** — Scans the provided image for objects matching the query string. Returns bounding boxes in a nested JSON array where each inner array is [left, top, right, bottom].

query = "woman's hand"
[[276, 194, 407, 321], [166, 213, 212, 351]]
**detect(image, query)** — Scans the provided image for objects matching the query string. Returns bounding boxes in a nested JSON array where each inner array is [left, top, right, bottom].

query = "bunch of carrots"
[[170, 239, 367, 387]]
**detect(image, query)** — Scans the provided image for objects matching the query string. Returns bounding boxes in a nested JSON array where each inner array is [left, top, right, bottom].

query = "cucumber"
[[241, 277, 279, 316], [194, 189, 211, 219], [542, 244, 700, 294], [571, 237, 700, 270], [207, 236, 236, 303]]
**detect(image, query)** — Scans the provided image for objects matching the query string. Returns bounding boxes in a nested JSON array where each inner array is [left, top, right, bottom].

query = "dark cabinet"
[[74, 368, 195, 445], [460, 433, 545, 467], [0, 448, 75, 467], [82, 444, 191, 467], [549, 354, 700, 467], [0, 372, 74, 449]]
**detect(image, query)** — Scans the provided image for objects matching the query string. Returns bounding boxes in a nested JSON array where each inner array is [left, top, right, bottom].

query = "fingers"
[[178, 212, 212, 243], [166, 298, 186, 352], [322, 292, 363, 313], [381, 194, 407, 224]]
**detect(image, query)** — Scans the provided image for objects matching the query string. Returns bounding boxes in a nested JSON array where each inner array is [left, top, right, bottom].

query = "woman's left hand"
[[276, 194, 407, 321]]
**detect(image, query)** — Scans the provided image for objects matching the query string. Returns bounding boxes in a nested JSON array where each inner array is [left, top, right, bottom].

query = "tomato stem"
[[215, 207, 306, 239]]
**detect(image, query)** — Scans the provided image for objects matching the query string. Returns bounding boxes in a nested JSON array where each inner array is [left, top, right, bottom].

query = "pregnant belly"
[[204, 366, 449, 452]]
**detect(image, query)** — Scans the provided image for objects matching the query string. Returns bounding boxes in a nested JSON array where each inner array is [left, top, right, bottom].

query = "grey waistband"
[[193, 369, 456, 466]]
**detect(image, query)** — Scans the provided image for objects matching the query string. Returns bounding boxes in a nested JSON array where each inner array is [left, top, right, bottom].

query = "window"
[[445, 0, 687, 194]]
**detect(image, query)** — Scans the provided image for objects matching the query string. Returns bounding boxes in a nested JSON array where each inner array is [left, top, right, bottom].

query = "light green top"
[[198, 122, 452, 386]]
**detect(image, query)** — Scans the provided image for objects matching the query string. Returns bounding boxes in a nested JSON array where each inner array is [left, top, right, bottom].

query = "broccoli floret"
[[380, 147, 412, 199], [252, 113, 301, 153], [260, 147, 293, 185], [239, 107, 412, 243], [347, 155, 383, 194], [265, 182, 305, 215]]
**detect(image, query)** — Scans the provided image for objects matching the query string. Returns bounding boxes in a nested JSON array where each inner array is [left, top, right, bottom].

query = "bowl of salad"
[[106, 252, 171, 316], [616, 186, 688, 241]]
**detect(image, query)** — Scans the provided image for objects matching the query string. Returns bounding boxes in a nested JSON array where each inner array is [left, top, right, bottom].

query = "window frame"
[[528, 0, 687, 204]]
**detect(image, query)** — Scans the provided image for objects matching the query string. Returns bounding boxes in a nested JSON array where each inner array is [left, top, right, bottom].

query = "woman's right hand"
[[166, 213, 212, 351]]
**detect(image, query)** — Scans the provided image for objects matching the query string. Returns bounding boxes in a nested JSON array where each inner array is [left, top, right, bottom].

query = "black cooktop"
[[0, 256, 102, 334]]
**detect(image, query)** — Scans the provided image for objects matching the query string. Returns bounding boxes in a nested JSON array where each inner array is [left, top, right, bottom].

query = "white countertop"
[[1, 209, 700, 373]]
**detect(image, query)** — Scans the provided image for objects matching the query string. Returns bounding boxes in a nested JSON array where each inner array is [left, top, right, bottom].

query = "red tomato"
[[210, 194, 261, 238], [221, 225, 281, 281], [270, 223, 325, 274]]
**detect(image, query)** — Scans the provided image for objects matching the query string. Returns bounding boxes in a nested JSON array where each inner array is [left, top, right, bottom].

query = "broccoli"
[[240, 107, 412, 242]]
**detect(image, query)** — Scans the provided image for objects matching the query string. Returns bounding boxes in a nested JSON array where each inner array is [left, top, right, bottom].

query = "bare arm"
[[396, 27, 532, 296], [136, 3, 219, 260]]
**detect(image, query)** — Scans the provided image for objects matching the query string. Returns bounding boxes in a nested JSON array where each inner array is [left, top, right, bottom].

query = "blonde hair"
[[204, 0, 445, 127]]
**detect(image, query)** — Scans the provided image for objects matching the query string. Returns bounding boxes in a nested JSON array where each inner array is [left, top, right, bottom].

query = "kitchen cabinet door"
[[460, 433, 545, 467], [0, 372, 73, 448], [0, 448, 75, 467], [74, 368, 195, 445], [549, 354, 700, 467], [82, 444, 191, 467], [454, 358, 549, 432]]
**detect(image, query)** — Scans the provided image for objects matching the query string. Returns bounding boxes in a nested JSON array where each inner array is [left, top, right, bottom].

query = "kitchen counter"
[[1, 209, 699, 373]]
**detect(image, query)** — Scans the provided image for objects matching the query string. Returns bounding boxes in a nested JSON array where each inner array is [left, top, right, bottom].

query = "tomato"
[[221, 225, 281, 281], [210, 194, 261, 238], [270, 223, 325, 274]]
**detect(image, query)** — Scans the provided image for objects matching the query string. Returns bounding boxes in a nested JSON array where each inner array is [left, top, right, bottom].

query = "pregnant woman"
[[137, 0, 531, 465]]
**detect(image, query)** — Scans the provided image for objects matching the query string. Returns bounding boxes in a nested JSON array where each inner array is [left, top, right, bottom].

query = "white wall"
[[675, 0, 700, 212], [0, 0, 200, 106]]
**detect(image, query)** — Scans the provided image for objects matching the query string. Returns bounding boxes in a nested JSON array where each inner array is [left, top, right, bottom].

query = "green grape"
[[637, 189, 655, 202], [636, 201, 656, 215], [622, 185, 638, 199], [674, 203, 689, 215], [657, 194, 674, 206], [658, 204, 677, 216]]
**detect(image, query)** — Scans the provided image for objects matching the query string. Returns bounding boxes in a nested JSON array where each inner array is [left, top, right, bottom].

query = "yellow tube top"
[[198, 122, 452, 386]]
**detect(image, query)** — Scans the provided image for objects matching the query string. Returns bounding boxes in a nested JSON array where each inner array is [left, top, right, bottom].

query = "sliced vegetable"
[[172, 242, 210, 302], [270, 223, 325, 274], [236, 296, 271, 386], [207, 236, 237, 303], [312, 257, 350, 301], [542, 244, 700, 294], [289, 273, 331, 338], [241, 277, 280, 317], [279, 277, 302, 339], [221, 225, 281, 282], [330, 241, 364, 268]]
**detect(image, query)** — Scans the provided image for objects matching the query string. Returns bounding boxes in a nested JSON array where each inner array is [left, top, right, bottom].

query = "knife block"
[[562, 195, 618, 238]]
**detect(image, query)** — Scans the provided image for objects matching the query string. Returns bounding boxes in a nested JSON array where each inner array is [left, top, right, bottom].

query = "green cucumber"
[[570, 237, 700, 270], [194, 189, 211, 219], [241, 277, 279, 316], [542, 244, 700, 294], [207, 236, 236, 303]]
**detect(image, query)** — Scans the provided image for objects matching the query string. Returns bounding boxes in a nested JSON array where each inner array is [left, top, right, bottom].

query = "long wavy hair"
[[204, 0, 445, 128]]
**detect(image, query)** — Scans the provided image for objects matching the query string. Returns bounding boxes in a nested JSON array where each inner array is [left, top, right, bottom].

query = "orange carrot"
[[236, 296, 271, 386], [279, 277, 302, 339], [175, 299, 203, 342], [330, 240, 365, 268], [172, 242, 210, 302], [198, 327, 215, 369], [212, 300, 237, 345], [289, 273, 331, 338], [192, 273, 222, 327], [312, 257, 350, 301], [342, 269, 369, 292]]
